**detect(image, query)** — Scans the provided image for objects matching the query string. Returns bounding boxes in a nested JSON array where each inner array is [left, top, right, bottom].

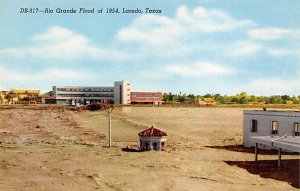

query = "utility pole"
[[105, 105, 114, 147]]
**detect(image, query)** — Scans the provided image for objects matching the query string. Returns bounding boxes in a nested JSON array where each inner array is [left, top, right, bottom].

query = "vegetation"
[[86, 102, 103, 111], [41, 91, 53, 97], [163, 92, 300, 105]]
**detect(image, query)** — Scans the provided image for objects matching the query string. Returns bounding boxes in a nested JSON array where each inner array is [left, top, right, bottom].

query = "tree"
[[42, 91, 53, 97], [291, 96, 300, 104], [269, 96, 283, 104], [203, 94, 212, 98], [177, 93, 186, 103], [163, 93, 170, 102], [187, 94, 195, 102], [281, 95, 291, 104]]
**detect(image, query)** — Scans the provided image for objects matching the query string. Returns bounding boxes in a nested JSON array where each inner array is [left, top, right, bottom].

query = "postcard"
[[0, 1, 299, 190]]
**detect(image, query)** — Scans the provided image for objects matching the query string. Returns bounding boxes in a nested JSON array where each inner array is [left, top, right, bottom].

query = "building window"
[[250, 119, 257, 132], [271, 121, 278, 134], [295, 122, 300, 136]]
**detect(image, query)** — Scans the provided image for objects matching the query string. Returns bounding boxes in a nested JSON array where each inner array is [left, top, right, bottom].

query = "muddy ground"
[[0, 106, 299, 190]]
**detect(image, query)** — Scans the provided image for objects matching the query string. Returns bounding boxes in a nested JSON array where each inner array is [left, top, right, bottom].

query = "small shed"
[[138, 126, 168, 151]]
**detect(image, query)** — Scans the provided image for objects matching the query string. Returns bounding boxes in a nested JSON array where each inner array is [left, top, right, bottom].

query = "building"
[[196, 97, 216, 106], [131, 92, 163, 105], [0, 91, 9, 104], [10, 89, 40, 99], [138, 126, 168, 151], [243, 109, 300, 148], [114, 81, 131, 105], [52, 80, 131, 105], [0, 89, 40, 104], [1, 91, 18, 104]]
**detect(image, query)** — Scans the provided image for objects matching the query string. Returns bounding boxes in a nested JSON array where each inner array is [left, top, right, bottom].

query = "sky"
[[0, 0, 299, 96]]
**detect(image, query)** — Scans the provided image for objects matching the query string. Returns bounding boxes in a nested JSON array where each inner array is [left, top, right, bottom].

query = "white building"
[[53, 80, 131, 105], [243, 109, 300, 148], [113, 80, 131, 105], [138, 126, 168, 151]]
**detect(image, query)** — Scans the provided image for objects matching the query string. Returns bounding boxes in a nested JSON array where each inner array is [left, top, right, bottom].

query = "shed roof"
[[251, 136, 300, 153], [138, 126, 168, 137]]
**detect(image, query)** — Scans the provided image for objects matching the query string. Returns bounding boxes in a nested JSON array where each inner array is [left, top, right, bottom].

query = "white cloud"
[[248, 28, 291, 40], [250, 78, 300, 95], [228, 41, 263, 57], [0, 26, 134, 61], [117, 15, 181, 47], [0, 65, 95, 83], [266, 48, 298, 57], [176, 6, 255, 33], [32, 26, 88, 43], [117, 5, 255, 47], [246, 28, 300, 59], [29, 26, 93, 59], [165, 62, 233, 77], [0, 48, 26, 58]]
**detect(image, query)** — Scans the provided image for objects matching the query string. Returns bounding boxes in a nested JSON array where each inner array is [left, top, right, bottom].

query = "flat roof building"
[[114, 81, 131, 105], [10, 89, 40, 98], [52, 80, 131, 105], [243, 109, 300, 148], [131, 92, 163, 105]]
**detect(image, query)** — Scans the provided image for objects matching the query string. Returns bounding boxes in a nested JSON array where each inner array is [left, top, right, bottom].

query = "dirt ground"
[[0, 106, 299, 191]]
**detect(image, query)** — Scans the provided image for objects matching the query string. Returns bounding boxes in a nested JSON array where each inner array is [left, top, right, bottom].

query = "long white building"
[[243, 109, 300, 148], [53, 80, 131, 105]]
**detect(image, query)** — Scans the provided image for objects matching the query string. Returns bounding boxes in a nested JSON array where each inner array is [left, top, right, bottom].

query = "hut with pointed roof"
[[138, 126, 168, 151]]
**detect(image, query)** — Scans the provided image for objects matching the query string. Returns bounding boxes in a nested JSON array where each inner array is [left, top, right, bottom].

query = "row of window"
[[56, 88, 114, 92], [245, 113, 299, 118], [132, 94, 161, 98], [57, 94, 114, 98], [250, 120, 300, 136]]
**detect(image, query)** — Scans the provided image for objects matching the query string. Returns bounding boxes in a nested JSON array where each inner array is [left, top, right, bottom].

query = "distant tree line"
[[163, 92, 300, 104]]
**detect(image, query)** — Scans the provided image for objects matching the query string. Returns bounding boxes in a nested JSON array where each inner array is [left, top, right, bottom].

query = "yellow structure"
[[0, 89, 40, 104], [10, 89, 40, 99], [0, 91, 8, 104], [0, 91, 18, 104], [197, 97, 216, 106]]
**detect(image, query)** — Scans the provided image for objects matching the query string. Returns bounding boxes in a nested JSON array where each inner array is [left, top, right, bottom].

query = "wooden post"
[[255, 143, 258, 162], [108, 111, 111, 147], [172, 96, 174, 107], [105, 105, 114, 148], [278, 148, 282, 167]]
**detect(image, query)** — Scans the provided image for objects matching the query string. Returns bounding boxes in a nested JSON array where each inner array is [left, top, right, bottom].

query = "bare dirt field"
[[0, 106, 299, 191]]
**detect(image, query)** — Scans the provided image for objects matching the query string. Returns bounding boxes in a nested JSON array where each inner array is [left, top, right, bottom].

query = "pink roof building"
[[131, 92, 163, 105]]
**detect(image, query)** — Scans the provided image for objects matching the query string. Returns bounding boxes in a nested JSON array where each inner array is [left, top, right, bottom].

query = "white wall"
[[52, 86, 114, 100], [53, 80, 132, 105], [140, 136, 167, 150], [113, 81, 131, 105], [243, 110, 300, 147]]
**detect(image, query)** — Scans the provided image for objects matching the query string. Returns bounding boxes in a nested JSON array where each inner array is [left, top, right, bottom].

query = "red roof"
[[138, 126, 168, 137]]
